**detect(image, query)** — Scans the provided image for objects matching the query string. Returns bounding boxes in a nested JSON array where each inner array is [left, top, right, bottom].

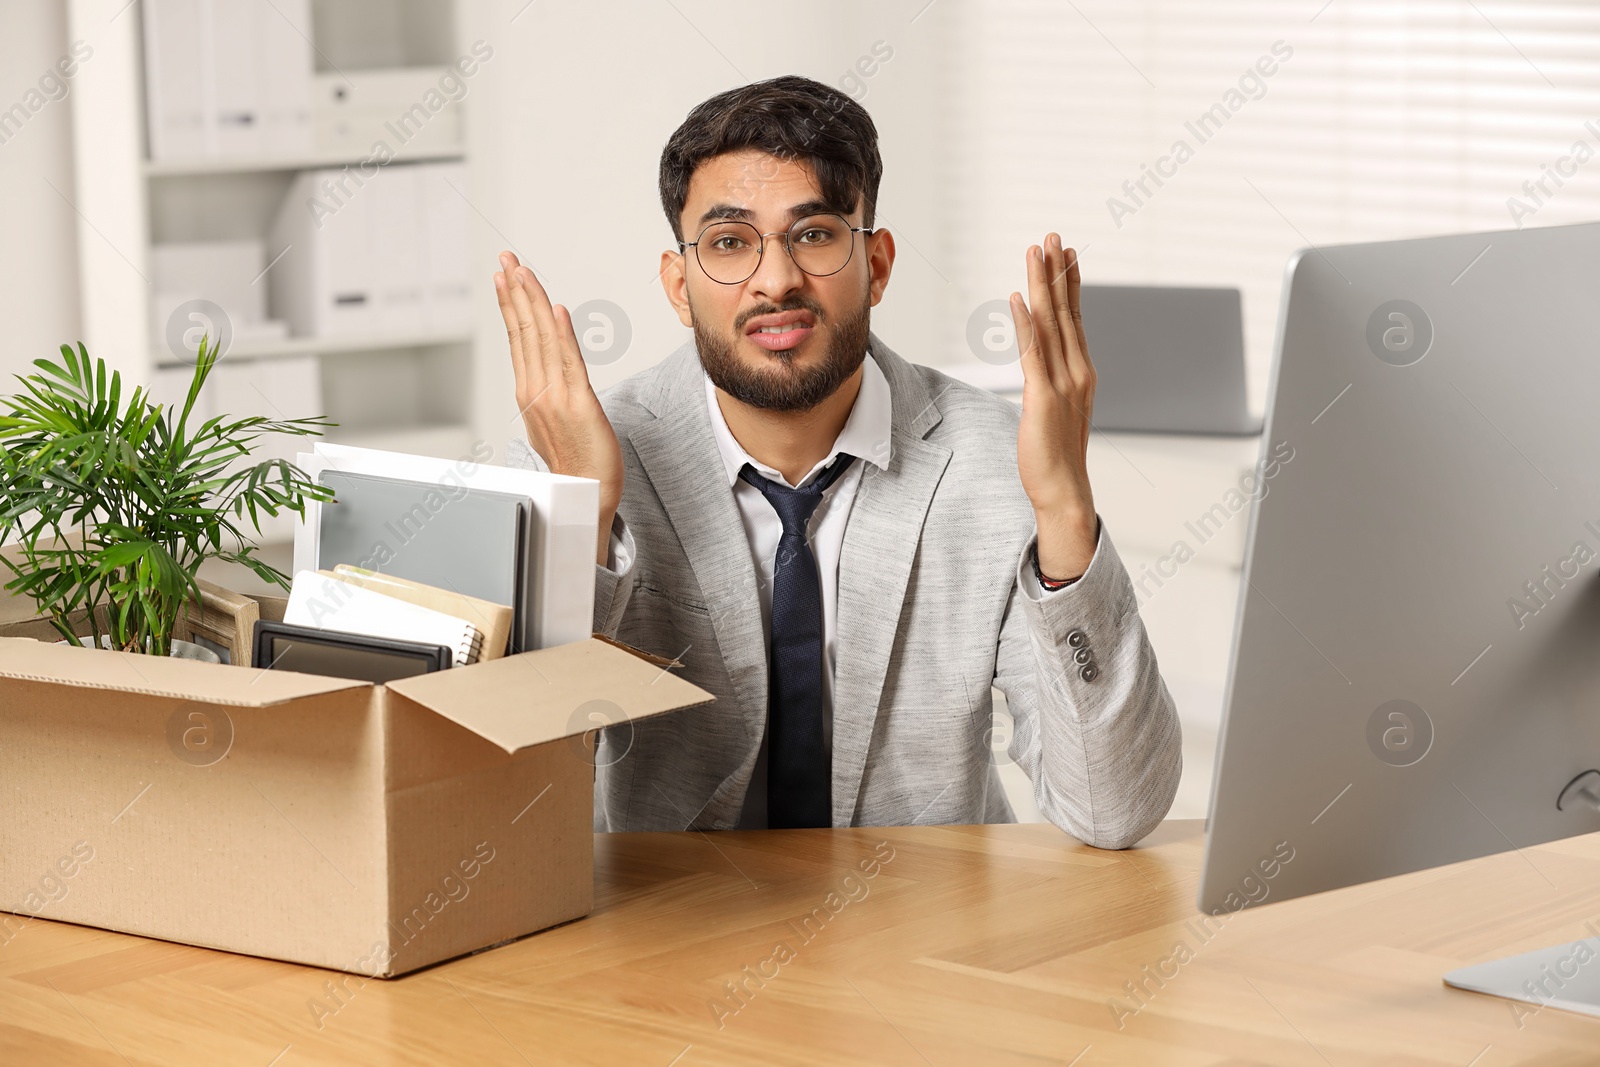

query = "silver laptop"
[[1080, 284, 1261, 435]]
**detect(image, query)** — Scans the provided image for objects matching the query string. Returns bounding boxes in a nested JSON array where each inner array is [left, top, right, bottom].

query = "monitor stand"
[[1444, 939, 1600, 1019], [1443, 770, 1600, 1019]]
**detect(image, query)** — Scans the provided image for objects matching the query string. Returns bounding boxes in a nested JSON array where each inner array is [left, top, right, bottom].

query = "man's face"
[[661, 150, 893, 412]]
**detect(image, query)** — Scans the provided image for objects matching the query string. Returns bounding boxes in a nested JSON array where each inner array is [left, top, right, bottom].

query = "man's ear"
[[660, 249, 693, 326], [866, 228, 895, 307]]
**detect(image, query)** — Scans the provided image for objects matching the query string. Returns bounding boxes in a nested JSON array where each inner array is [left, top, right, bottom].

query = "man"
[[494, 75, 1181, 846]]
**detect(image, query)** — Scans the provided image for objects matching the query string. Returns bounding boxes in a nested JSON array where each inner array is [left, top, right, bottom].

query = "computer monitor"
[[1079, 284, 1262, 436], [1198, 218, 1600, 1016]]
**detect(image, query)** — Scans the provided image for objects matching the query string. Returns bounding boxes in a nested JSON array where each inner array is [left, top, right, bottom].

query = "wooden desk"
[[4, 820, 1599, 1065]]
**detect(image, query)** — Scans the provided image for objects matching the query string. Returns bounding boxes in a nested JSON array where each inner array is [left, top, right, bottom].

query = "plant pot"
[[56, 634, 222, 664]]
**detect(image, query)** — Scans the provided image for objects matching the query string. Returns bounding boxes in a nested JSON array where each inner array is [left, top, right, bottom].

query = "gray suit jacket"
[[505, 330, 1182, 847]]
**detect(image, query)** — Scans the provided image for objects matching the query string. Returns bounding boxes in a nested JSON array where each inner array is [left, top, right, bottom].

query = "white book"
[[284, 570, 483, 667]]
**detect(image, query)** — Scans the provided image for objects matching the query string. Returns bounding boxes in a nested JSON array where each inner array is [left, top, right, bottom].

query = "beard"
[[691, 286, 872, 413]]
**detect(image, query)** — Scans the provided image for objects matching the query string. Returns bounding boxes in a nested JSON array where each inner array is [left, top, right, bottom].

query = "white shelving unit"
[[66, 0, 479, 543], [142, 146, 464, 179], [150, 328, 473, 368]]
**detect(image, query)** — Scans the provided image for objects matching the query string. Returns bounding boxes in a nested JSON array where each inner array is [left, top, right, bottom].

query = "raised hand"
[[494, 251, 624, 566], [1009, 233, 1099, 582]]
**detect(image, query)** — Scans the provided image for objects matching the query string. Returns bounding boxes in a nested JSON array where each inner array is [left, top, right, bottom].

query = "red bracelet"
[[1032, 546, 1080, 590]]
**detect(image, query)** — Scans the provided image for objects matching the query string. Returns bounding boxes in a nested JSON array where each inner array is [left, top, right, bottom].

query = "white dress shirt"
[[702, 353, 893, 828]]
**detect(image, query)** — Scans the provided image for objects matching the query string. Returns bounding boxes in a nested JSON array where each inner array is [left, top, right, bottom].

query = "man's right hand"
[[494, 250, 623, 567]]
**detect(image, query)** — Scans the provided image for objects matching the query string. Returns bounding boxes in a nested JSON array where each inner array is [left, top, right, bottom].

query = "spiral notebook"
[[283, 570, 484, 667], [326, 566, 514, 661]]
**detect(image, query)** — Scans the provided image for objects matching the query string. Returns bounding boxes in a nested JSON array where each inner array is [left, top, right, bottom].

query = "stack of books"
[[254, 568, 514, 682], [293, 442, 600, 656]]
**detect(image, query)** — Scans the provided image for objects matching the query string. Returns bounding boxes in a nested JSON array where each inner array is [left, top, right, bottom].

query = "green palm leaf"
[[0, 335, 337, 652]]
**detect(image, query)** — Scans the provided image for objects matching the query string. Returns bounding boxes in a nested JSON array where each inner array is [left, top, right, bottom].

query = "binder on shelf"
[[370, 165, 426, 338], [284, 570, 484, 667], [420, 163, 473, 333], [209, 0, 263, 158], [141, 0, 206, 160], [269, 169, 375, 339], [267, 161, 472, 340], [142, 0, 313, 162], [256, 0, 316, 156]]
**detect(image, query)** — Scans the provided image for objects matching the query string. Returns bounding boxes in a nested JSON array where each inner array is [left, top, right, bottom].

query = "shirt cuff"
[[604, 513, 634, 575], [1019, 515, 1104, 602]]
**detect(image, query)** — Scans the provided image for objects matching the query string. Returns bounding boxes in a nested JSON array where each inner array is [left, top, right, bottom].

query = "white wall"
[[939, 0, 1600, 414], [0, 0, 83, 384], [458, 0, 952, 458]]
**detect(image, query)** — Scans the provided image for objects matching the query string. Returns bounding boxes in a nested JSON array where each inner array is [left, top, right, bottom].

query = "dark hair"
[[658, 74, 883, 245]]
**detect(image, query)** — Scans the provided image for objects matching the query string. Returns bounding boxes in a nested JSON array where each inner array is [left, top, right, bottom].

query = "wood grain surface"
[[3, 820, 1600, 1065]]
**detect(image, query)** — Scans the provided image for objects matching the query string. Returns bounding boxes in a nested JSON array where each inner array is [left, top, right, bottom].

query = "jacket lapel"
[[830, 336, 952, 825], [628, 349, 769, 811]]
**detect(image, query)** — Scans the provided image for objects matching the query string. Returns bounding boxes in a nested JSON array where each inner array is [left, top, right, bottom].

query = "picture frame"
[[174, 579, 261, 666]]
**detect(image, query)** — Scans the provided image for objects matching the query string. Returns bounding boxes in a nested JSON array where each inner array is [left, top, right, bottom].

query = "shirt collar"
[[704, 351, 894, 490]]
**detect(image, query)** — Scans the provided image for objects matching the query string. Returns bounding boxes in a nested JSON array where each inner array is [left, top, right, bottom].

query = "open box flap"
[[385, 637, 714, 754], [0, 636, 368, 707]]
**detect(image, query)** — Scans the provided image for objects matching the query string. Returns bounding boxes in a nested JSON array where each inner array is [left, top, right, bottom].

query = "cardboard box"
[[0, 625, 710, 977]]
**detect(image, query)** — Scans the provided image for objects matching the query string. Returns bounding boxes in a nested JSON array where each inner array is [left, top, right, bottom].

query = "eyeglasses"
[[679, 212, 872, 285]]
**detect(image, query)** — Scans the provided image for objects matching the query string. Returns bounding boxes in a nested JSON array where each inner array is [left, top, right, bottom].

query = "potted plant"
[[0, 337, 335, 658]]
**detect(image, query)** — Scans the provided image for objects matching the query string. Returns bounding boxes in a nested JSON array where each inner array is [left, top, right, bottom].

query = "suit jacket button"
[[1074, 647, 1092, 665], [1080, 663, 1099, 682], [1066, 629, 1087, 648]]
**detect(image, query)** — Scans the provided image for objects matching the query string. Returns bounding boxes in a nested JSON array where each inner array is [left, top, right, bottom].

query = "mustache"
[[736, 299, 825, 332]]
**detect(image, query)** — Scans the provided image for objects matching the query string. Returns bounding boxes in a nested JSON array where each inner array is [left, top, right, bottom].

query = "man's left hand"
[[1010, 232, 1099, 582]]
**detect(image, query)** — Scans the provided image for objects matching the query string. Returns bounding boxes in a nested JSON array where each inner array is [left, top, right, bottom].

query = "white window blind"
[[934, 0, 1600, 411]]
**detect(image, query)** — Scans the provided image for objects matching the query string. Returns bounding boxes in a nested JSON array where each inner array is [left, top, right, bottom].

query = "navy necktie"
[[738, 452, 858, 829]]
